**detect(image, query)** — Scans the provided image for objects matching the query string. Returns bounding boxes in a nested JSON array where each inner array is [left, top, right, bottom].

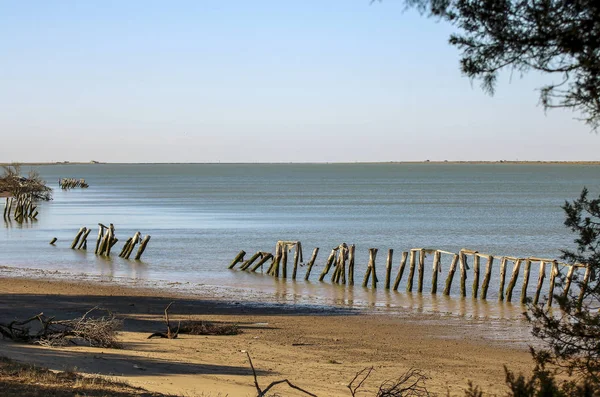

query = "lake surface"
[[2, 163, 599, 318]]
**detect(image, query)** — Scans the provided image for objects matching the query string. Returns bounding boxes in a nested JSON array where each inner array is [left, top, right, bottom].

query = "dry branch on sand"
[[348, 366, 430, 396], [0, 307, 121, 348]]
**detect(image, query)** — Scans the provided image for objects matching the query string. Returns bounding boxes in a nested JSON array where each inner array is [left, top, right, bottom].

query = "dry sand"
[[0, 277, 535, 396]]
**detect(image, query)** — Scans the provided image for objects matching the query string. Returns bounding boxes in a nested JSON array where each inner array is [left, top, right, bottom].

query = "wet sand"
[[0, 277, 535, 396]]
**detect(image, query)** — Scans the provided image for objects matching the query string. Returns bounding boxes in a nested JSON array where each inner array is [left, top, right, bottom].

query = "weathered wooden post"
[[562, 265, 576, 298], [431, 250, 440, 294], [347, 244, 355, 285], [119, 238, 133, 257], [71, 227, 86, 249], [498, 257, 507, 301], [95, 224, 106, 254], [520, 259, 532, 304], [304, 248, 320, 280], [533, 261, 546, 305], [77, 228, 92, 250], [123, 232, 140, 259], [393, 251, 408, 291], [506, 259, 522, 302], [339, 244, 347, 285], [472, 254, 480, 298], [135, 235, 151, 260], [480, 255, 494, 300], [240, 251, 262, 271], [370, 248, 378, 289], [105, 224, 117, 256], [49, 237, 57, 245], [406, 250, 417, 292], [547, 261, 558, 308], [251, 252, 273, 272], [319, 248, 337, 281], [459, 252, 468, 297], [292, 242, 302, 280], [417, 249, 425, 293], [385, 249, 393, 290], [269, 243, 282, 276], [281, 245, 288, 279], [577, 265, 591, 310], [443, 254, 459, 296]]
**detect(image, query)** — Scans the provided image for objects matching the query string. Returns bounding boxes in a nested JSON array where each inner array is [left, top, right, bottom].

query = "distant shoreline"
[[2, 160, 600, 166]]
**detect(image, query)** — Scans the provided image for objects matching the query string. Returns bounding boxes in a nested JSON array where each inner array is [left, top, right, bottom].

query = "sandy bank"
[[0, 277, 535, 396]]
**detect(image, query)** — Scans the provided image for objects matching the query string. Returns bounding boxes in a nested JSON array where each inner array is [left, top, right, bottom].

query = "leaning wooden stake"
[[251, 253, 273, 272], [506, 259, 522, 303], [304, 248, 320, 281], [339, 244, 347, 285], [347, 245, 355, 285], [292, 242, 301, 280], [119, 238, 133, 257], [533, 261, 546, 306], [77, 228, 92, 250], [443, 254, 459, 296], [546, 261, 558, 308], [480, 255, 494, 300], [94, 224, 106, 254], [270, 243, 282, 277], [241, 251, 263, 271], [577, 265, 591, 310], [370, 248, 379, 289], [431, 250, 440, 294], [406, 250, 417, 292], [393, 251, 408, 291], [228, 250, 246, 269], [70, 227, 86, 249], [562, 265, 576, 298], [472, 254, 480, 298], [520, 259, 532, 304], [319, 248, 337, 282], [459, 252, 468, 297], [281, 246, 288, 279], [498, 257, 507, 301], [49, 237, 57, 245], [384, 249, 393, 290], [135, 235, 151, 260], [417, 249, 425, 293]]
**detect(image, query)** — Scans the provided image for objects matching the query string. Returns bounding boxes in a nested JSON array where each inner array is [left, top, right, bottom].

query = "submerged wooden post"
[[251, 252, 273, 272], [393, 251, 408, 291], [443, 254, 459, 296], [506, 259, 522, 302], [347, 245, 355, 285], [270, 243, 282, 277], [281, 246, 288, 279], [520, 259, 532, 304], [95, 224, 106, 254], [49, 237, 57, 245], [472, 254, 480, 298], [417, 249, 425, 293], [319, 248, 337, 281], [459, 252, 468, 297], [70, 227, 86, 249], [498, 257, 507, 301], [577, 265, 591, 309], [240, 251, 262, 271], [370, 248, 378, 289], [228, 250, 246, 269], [385, 249, 393, 290], [304, 248, 319, 280], [562, 265, 576, 298], [547, 261, 559, 308], [339, 244, 347, 285], [480, 255, 494, 300], [406, 250, 417, 292], [77, 228, 92, 250], [119, 238, 133, 257], [533, 261, 546, 306], [134, 235, 151, 260], [431, 250, 440, 294], [292, 242, 302, 280]]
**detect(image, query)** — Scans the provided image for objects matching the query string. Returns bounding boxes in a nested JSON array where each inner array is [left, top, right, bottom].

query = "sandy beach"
[[0, 276, 536, 396]]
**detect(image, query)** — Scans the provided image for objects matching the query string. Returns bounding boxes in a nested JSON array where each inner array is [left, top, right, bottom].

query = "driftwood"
[[245, 351, 317, 397], [348, 366, 430, 397], [147, 302, 180, 339]]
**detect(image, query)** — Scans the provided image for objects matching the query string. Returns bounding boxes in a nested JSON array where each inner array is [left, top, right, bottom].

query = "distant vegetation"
[[0, 163, 52, 201]]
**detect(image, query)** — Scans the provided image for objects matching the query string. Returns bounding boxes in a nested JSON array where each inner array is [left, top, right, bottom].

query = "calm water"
[[2, 163, 599, 318]]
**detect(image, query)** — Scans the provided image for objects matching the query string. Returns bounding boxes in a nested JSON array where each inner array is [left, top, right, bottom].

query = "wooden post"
[[319, 248, 337, 282], [339, 245, 347, 285], [134, 235, 151, 260], [304, 248, 319, 280], [119, 238, 133, 257], [270, 243, 282, 277], [533, 261, 546, 306], [3, 197, 8, 219], [520, 259, 532, 304], [431, 250, 440, 294], [241, 251, 262, 271], [251, 252, 273, 272], [70, 227, 86, 249], [331, 259, 341, 283], [479, 255, 493, 300], [443, 254, 459, 296], [393, 251, 408, 291], [105, 225, 116, 256], [385, 249, 393, 290], [506, 259, 522, 302], [459, 252, 468, 297], [94, 224, 106, 254], [292, 243, 301, 280], [472, 254, 480, 298], [498, 257, 507, 301], [370, 248, 379, 289], [562, 265, 576, 298], [577, 265, 591, 309], [406, 250, 416, 292], [77, 228, 92, 250], [49, 237, 57, 245], [281, 245, 288, 279], [347, 245, 355, 285], [417, 249, 425, 293], [547, 261, 559, 308], [228, 250, 246, 269]]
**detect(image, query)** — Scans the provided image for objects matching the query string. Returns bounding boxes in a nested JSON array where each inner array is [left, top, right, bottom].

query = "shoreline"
[[0, 275, 536, 396]]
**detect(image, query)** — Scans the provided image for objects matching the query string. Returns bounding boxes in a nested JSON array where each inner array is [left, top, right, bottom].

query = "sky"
[[1, 1, 598, 163]]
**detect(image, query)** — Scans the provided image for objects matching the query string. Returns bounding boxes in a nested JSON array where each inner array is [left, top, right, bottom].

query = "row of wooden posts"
[[3, 194, 38, 222], [229, 242, 591, 307], [58, 223, 151, 260], [59, 178, 89, 189]]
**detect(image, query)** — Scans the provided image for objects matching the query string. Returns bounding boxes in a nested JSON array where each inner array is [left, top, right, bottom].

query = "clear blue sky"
[[1, 1, 597, 162]]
